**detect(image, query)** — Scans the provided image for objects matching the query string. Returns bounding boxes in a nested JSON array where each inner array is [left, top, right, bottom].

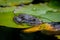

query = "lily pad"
[[0, 4, 60, 28], [0, 0, 32, 6]]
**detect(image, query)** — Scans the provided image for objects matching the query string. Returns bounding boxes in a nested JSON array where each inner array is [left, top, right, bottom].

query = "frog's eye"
[[32, 19, 36, 21]]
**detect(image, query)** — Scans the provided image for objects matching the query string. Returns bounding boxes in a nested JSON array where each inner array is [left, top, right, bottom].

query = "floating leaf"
[[0, 4, 60, 28], [0, 0, 32, 6]]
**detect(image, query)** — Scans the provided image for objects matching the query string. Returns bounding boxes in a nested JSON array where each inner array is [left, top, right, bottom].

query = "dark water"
[[0, 26, 59, 40]]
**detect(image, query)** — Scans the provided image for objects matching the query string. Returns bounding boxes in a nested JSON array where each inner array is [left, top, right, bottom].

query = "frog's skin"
[[13, 14, 42, 26]]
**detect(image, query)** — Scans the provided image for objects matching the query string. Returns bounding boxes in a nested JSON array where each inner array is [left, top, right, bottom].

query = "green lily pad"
[[0, 7, 31, 28], [0, 0, 32, 6], [0, 4, 60, 28], [14, 4, 60, 22]]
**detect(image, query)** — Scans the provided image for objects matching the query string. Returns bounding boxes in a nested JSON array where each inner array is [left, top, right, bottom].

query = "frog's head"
[[13, 14, 42, 26]]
